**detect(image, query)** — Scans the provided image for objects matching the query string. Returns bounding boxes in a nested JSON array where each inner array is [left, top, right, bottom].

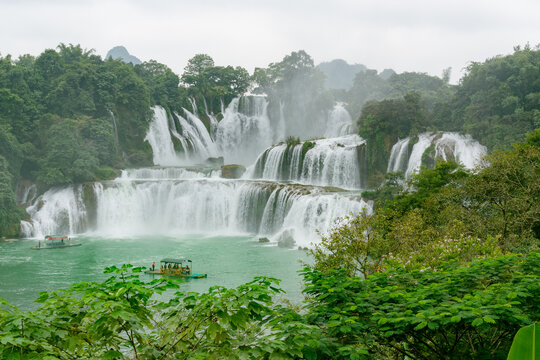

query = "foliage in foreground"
[[312, 137, 539, 278], [303, 253, 540, 359], [506, 323, 539, 360], [0, 265, 313, 359], [2, 253, 540, 359]]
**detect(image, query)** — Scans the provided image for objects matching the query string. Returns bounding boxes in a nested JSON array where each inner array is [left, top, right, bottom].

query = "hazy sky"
[[1, 0, 538, 83]]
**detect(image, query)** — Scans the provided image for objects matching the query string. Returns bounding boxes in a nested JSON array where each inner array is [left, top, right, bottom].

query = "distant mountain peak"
[[105, 46, 142, 65]]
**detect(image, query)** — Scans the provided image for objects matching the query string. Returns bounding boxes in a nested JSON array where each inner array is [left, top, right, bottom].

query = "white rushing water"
[[144, 106, 218, 166], [249, 135, 366, 189], [386, 132, 487, 178], [21, 170, 370, 248], [144, 106, 180, 166], [405, 133, 436, 177], [145, 98, 356, 167], [119, 167, 216, 180], [387, 138, 410, 173], [21, 185, 88, 238], [433, 133, 487, 170], [215, 96, 273, 165], [178, 108, 219, 161], [325, 102, 354, 138]]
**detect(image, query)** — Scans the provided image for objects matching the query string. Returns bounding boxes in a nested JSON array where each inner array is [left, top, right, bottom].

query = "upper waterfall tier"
[[21, 171, 370, 248], [325, 102, 354, 138], [387, 132, 487, 177], [144, 98, 357, 167], [215, 96, 274, 165], [248, 135, 367, 190]]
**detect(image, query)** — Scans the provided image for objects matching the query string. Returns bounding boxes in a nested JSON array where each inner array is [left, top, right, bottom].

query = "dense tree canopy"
[[181, 54, 250, 115]]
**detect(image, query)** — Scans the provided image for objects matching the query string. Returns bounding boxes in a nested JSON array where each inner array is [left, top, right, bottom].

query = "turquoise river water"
[[0, 235, 310, 310]]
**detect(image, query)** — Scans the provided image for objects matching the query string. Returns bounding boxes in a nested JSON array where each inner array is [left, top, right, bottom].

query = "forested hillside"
[[356, 45, 540, 177]]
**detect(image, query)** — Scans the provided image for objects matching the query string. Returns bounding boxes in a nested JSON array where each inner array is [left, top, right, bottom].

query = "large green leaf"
[[507, 323, 539, 360]]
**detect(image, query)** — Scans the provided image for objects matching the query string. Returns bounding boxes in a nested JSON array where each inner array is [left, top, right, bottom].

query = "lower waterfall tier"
[[21, 175, 369, 248]]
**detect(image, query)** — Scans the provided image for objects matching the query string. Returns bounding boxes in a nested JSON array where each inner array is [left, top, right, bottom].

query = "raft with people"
[[31, 235, 82, 250], [144, 258, 207, 278]]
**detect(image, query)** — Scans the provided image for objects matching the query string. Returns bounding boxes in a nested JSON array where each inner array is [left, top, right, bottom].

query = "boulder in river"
[[221, 164, 246, 179]]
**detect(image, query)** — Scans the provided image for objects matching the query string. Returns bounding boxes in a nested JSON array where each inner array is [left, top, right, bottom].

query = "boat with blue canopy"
[[144, 258, 207, 278]]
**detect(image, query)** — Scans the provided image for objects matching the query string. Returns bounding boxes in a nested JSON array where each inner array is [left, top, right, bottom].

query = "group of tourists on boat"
[[145, 258, 206, 278], [32, 236, 206, 278], [32, 235, 81, 250], [160, 262, 191, 275]]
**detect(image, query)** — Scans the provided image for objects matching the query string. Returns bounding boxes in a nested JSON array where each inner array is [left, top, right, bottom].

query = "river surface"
[[0, 235, 310, 310]]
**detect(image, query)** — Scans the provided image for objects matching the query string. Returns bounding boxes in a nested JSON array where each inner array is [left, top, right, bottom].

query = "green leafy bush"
[[302, 253, 540, 359], [286, 136, 300, 147]]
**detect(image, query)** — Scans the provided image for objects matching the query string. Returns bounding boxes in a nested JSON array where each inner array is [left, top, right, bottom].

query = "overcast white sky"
[[0, 0, 538, 84]]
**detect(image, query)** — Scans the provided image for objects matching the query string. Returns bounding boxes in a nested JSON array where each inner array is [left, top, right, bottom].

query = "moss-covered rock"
[[95, 167, 120, 181], [221, 164, 246, 179]]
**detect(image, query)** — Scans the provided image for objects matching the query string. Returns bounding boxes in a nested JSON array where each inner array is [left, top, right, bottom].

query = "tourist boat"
[[145, 258, 207, 278], [31, 235, 82, 250]]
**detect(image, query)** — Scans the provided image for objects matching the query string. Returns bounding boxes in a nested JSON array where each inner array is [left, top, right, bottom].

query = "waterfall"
[[22, 185, 88, 238], [325, 102, 354, 137], [276, 193, 367, 247], [144, 106, 218, 165], [405, 133, 436, 177], [250, 135, 366, 189], [215, 96, 273, 165], [15, 181, 37, 206], [179, 108, 218, 160], [433, 133, 487, 169], [21, 170, 370, 247], [386, 132, 487, 178], [119, 167, 214, 180], [387, 138, 410, 173], [108, 110, 120, 154], [145, 99, 354, 167], [144, 106, 180, 166]]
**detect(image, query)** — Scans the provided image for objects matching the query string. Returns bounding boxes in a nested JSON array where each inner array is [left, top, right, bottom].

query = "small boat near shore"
[[145, 258, 207, 278], [31, 235, 82, 250]]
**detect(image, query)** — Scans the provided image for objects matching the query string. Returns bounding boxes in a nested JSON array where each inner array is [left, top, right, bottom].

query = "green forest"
[[0, 43, 539, 359]]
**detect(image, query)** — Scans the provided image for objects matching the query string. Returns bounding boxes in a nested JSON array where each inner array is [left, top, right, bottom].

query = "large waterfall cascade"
[[386, 132, 488, 178], [144, 98, 358, 167], [24, 97, 370, 247], [22, 100, 487, 249], [21, 169, 369, 248]]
